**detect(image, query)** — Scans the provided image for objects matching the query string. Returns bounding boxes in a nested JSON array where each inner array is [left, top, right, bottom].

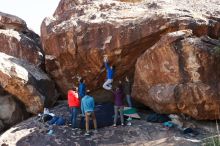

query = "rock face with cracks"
[[0, 12, 44, 67], [0, 87, 29, 132], [0, 12, 58, 131], [41, 0, 220, 119], [41, 0, 220, 96], [132, 30, 220, 120], [0, 53, 58, 114]]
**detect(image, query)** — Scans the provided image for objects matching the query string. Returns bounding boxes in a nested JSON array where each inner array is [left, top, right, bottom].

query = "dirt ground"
[[0, 101, 218, 146]]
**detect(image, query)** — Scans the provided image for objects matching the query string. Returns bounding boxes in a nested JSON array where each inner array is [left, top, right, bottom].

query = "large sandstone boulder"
[[132, 30, 220, 120], [41, 0, 220, 95], [0, 12, 44, 67], [0, 52, 58, 114]]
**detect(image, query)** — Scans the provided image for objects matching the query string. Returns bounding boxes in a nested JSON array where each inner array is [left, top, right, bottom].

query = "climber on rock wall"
[[102, 56, 115, 90]]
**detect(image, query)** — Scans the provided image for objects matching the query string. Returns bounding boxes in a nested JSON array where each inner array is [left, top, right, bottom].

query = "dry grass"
[[203, 136, 220, 146], [203, 121, 220, 146]]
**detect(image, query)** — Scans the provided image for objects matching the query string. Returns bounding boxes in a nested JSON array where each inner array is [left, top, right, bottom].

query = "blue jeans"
[[70, 107, 79, 128], [126, 95, 132, 107], [114, 106, 124, 125]]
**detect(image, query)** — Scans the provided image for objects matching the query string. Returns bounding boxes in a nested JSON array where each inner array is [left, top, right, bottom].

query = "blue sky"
[[0, 0, 60, 34]]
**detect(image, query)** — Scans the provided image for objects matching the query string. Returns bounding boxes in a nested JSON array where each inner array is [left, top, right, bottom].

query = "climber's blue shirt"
[[104, 62, 114, 79], [78, 82, 86, 98]]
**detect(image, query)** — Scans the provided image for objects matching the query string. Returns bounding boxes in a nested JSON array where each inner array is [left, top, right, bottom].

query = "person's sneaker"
[[112, 124, 117, 127], [84, 132, 90, 136], [127, 122, 131, 126], [47, 129, 54, 135], [121, 123, 124, 126], [93, 129, 98, 133]]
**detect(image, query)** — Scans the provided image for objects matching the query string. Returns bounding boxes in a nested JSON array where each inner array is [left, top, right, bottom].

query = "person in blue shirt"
[[81, 94, 97, 136], [103, 56, 115, 90], [78, 78, 86, 99]]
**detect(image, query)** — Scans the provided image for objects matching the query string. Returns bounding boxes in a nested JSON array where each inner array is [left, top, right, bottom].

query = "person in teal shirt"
[[81, 95, 97, 136]]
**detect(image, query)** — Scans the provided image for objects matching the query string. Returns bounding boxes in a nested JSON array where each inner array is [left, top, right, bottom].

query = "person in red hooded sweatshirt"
[[68, 86, 80, 128]]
